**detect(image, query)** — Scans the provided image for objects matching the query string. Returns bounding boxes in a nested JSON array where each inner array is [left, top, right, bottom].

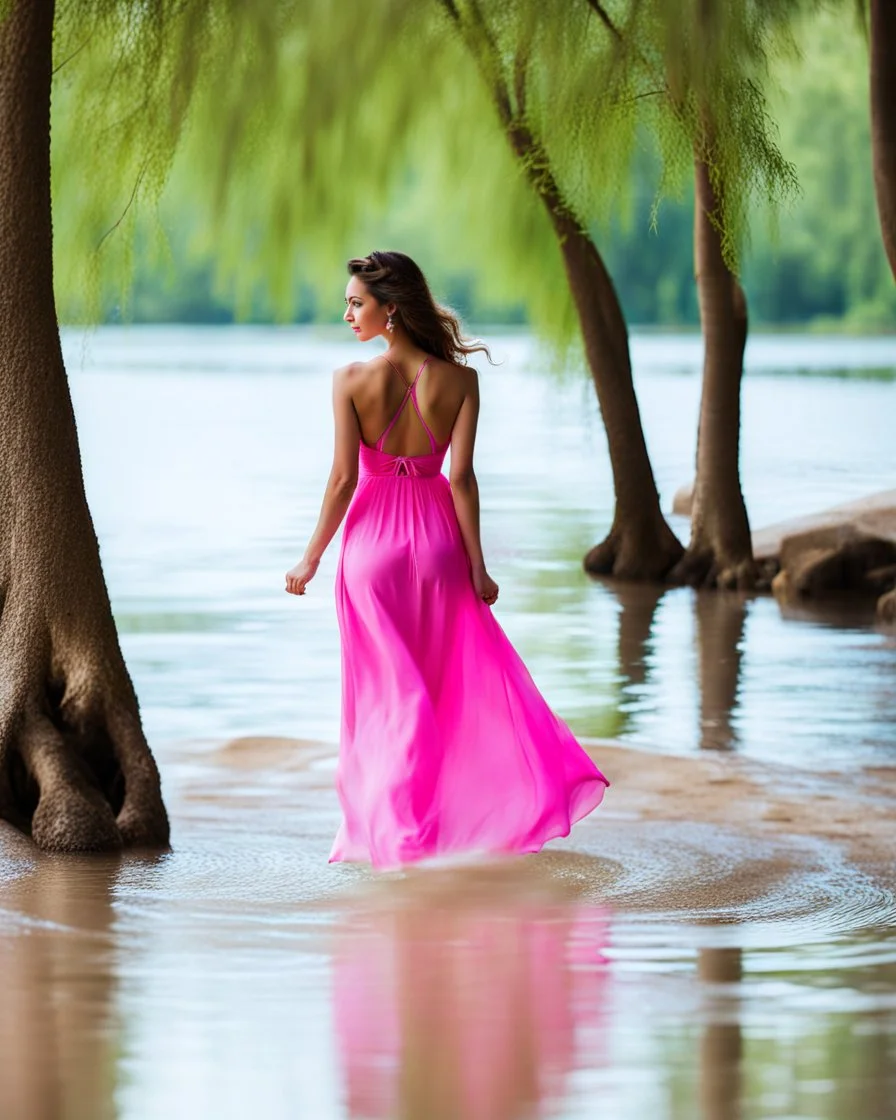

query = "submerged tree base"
[[0, 0, 169, 855], [0, 621, 170, 853], [584, 520, 684, 582], [668, 546, 757, 591]]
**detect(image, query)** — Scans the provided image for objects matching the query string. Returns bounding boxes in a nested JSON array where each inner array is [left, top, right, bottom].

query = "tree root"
[[584, 521, 684, 583], [18, 711, 123, 852], [668, 547, 757, 591], [878, 587, 896, 624], [0, 665, 169, 853]]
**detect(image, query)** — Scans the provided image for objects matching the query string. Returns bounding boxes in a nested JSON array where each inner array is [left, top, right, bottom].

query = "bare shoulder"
[[332, 361, 369, 389], [436, 357, 478, 395], [336, 354, 396, 383]]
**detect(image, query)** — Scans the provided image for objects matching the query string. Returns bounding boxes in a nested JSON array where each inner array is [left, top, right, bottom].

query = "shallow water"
[[1, 738, 894, 1119], [64, 325, 896, 766], [1, 325, 895, 1118]]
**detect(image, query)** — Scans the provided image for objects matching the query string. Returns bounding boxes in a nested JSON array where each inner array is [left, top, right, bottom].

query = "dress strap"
[[407, 359, 439, 453], [375, 356, 438, 453], [384, 356, 409, 391]]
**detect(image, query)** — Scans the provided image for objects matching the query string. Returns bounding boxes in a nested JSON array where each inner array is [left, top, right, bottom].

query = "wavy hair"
[[346, 250, 492, 365]]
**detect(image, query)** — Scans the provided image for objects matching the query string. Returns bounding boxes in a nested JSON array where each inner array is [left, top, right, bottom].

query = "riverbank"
[[6, 732, 891, 914], [145, 734, 896, 914]]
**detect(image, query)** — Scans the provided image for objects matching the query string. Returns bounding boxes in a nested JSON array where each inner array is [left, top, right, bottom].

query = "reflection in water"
[[594, 579, 665, 743], [694, 593, 747, 752], [601, 580, 749, 754], [698, 948, 743, 1120], [0, 855, 121, 1120], [331, 867, 611, 1120], [613, 581, 664, 692]]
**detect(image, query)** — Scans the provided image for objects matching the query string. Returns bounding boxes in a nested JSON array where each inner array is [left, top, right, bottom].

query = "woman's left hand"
[[285, 557, 319, 596]]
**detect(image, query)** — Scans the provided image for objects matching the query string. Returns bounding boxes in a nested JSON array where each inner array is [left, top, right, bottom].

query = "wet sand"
[[196, 734, 896, 896], [1, 738, 894, 1118], [5, 732, 893, 926]]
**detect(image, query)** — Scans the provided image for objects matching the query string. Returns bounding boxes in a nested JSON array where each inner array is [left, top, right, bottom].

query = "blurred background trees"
[[50, 2, 893, 331]]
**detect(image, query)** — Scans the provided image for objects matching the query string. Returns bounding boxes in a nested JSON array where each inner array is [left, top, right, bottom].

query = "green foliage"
[[52, 0, 580, 339], [48, 1, 893, 335], [52, 0, 241, 318], [744, 4, 896, 327]]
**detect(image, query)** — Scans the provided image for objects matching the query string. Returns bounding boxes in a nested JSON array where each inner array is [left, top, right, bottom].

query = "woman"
[[286, 251, 608, 869]]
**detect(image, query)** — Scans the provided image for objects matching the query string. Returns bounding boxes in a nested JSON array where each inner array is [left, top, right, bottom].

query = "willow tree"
[[869, 0, 896, 278], [649, 1, 799, 589], [0, 0, 176, 850], [572, 1, 797, 588], [435, 0, 684, 581], [429, 0, 796, 588], [2, 0, 291, 850]]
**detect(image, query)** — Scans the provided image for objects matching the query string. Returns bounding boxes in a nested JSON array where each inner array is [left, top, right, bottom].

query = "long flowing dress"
[[329, 357, 609, 870]]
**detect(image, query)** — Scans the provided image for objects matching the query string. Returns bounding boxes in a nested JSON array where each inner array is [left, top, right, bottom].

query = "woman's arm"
[[285, 365, 360, 596], [448, 371, 499, 606]]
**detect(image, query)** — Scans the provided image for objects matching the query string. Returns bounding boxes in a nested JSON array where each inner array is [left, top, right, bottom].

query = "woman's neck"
[[383, 328, 426, 364]]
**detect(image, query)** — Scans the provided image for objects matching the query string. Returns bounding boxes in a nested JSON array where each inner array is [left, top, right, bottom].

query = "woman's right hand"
[[285, 556, 319, 596], [472, 566, 499, 607]]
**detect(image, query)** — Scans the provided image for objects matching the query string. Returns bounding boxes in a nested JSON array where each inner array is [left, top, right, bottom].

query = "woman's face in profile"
[[344, 276, 388, 343]]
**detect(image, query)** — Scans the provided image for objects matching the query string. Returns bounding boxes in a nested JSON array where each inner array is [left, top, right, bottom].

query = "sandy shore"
[[171, 734, 896, 919], [2, 734, 893, 925], [584, 738, 896, 877]]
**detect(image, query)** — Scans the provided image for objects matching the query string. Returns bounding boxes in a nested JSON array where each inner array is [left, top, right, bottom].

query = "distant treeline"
[[65, 10, 894, 332]]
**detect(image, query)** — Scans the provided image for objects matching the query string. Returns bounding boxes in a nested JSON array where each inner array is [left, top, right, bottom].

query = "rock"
[[671, 481, 694, 517], [866, 563, 896, 593], [753, 490, 896, 563], [776, 526, 896, 598], [754, 491, 896, 601], [878, 588, 896, 623], [755, 557, 780, 591]]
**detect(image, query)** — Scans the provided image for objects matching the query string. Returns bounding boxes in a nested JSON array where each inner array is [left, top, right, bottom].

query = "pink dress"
[[329, 357, 608, 869]]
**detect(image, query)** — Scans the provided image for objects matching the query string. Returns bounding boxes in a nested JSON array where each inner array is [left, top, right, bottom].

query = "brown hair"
[[346, 250, 492, 365]]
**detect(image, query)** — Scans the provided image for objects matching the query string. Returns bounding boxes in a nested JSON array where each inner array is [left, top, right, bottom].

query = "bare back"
[[349, 354, 473, 458]]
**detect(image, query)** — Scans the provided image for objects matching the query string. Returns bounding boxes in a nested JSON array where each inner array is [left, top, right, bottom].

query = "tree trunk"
[[670, 157, 755, 590], [870, 0, 896, 279], [507, 126, 683, 581], [0, 0, 169, 850]]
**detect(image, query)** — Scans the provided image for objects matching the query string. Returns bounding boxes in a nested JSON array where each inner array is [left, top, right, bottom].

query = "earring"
[[386, 313, 394, 332]]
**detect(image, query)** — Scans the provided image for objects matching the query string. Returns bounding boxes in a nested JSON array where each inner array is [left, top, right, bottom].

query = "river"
[[0, 325, 893, 1119]]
